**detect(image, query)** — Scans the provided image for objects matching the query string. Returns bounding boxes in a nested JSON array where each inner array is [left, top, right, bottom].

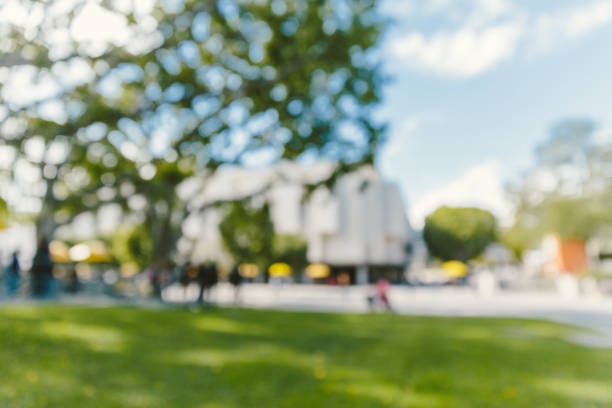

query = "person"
[[196, 262, 218, 304], [196, 264, 207, 304], [228, 264, 242, 304], [31, 237, 54, 297], [375, 277, 392, 311], [5, 252, 20, 296], [66, 267, 80, 294]]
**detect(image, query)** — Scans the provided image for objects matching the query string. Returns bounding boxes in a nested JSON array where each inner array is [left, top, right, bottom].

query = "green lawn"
[[1, 306, 611, 407]]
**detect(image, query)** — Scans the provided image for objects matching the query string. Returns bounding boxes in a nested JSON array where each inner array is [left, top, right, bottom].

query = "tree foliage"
[[423, 206, 497, 263], [507, 119, 612, 254], [272, 234, 308, 270], [110, 223, 154, 268], [218, 200, 308, 271], [218, 200, 275, 269], [1, 0, 386, 265]]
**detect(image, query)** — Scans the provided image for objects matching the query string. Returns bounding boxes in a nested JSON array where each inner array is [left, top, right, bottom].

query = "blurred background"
[[0, 0, 611, 304]]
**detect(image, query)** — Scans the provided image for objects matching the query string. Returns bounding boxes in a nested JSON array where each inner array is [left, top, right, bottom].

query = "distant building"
[[523, 234, 590, 275], [187, 162, 414, 283]]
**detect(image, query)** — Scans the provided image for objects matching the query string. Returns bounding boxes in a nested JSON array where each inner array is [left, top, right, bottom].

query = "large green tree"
[[423, 206, 497, 263], [505, 119, 612, 258], [1, 0, 386, 266]]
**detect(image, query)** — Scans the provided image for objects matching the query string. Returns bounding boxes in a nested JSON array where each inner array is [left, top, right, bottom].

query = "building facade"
[[188, 162, 414, 283]]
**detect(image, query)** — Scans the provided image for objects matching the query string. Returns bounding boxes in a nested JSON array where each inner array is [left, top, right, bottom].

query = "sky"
[[376, 0, 612, 227]]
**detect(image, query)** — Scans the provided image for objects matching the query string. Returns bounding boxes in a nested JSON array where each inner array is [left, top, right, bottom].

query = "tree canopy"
[[110, 223, 155, 269], [0, 0, 386, 265], [505, 119, 612, 256], [423, 206, 497, 263]]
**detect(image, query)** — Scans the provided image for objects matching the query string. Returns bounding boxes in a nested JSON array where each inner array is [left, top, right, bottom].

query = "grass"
[[1, 305, 612, 407]]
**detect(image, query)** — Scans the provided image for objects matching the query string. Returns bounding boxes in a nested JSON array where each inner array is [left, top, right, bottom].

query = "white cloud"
[[389, 0, 523, 78], [532, 2, 612, 52], [388, 0, 612, 79], [391, 20, 524, 78], [409, 161, 513, 229]]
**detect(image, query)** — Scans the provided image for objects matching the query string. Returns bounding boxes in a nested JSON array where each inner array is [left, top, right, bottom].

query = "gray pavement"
[[4, 283, 612, 347], [199, 283, 612, 347]]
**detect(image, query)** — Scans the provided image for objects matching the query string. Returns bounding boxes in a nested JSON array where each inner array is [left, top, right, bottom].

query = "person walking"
[[376, 277, 392, 312], [196, 262, 218, 304], [228, 264, 242, 304], [5, 252, 21, 296], [31, 238, 54, 297], [66, 267, 79, 294]]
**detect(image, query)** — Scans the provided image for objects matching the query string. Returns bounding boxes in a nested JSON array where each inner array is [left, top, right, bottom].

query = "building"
[[186, 162, 414, 283]]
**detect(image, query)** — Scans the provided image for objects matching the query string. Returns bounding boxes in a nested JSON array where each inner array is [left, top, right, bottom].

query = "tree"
[[273, 234, 308, 270], [423, 206, 497, 263], [500, 224, 533, 261], [507, 119, 612, 256], [218, 200, 275, 269], [1, 0, 386, 266], [272, 233, 308, 280], [110, 223, 154, 269]]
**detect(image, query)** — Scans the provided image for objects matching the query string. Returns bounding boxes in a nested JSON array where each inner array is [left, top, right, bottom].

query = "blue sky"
[[376, 0, 612, 227]]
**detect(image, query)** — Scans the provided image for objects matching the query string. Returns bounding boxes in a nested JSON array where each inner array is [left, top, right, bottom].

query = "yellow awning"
[[269, 262, 292, 277], [306, 263, 330, 279], [442, 261, 468, 278]]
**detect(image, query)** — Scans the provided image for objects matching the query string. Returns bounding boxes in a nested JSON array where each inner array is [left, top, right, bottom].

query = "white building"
[[185, 162, 414, 283]]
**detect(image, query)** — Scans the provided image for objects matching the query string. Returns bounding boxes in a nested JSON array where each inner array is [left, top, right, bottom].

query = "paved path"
[[5, 284, 612, 347], [174, 283, 612, 347]]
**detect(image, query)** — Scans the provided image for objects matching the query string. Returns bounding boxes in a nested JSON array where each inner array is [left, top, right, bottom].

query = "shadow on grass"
[[1, 306, 612, 407]]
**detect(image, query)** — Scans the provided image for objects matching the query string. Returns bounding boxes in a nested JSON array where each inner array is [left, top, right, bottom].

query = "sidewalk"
[[209, 284, 612, 347], [168, 283, 612, 330], [4, 283, 612, 346]]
